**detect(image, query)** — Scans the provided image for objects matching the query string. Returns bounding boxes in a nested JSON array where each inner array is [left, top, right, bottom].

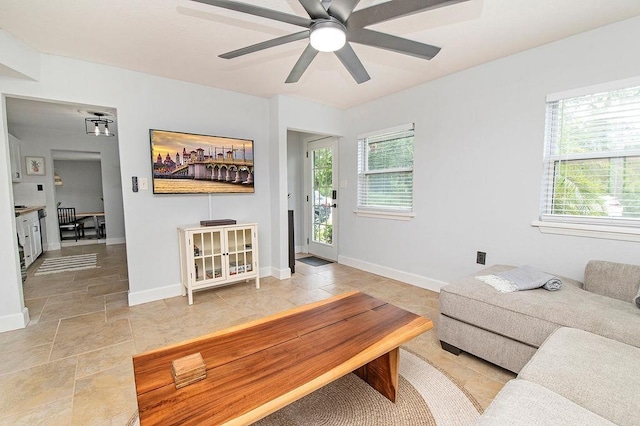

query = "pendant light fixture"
[[85, 112, 115, 137]]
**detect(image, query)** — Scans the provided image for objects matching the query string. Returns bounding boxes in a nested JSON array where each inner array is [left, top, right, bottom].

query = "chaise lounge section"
[[438, 260, 640, 373], [477, 327, 640, 425]]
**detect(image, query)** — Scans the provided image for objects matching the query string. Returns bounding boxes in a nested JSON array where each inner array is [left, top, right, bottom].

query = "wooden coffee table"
[[133, 291, 433, 425]]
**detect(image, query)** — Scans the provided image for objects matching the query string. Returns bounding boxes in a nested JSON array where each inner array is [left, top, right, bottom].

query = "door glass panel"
[[312, 147, 333, 245], [194, 232, 204, 282], [193, 231, 224, 282], [211, 232, 222, 255], [227, 229, 238, 252], [195, 258, 204, 282], [204, 257, 214, 280], [213, 255, 222, 278], [193, 233, 202, 257], [229, 252, 239, 275]]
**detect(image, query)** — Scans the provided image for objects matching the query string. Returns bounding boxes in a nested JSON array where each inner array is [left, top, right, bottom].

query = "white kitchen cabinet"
[[178, 223, 259, 305], [17, 210, 42, 269], [9, 133, 22, 182]]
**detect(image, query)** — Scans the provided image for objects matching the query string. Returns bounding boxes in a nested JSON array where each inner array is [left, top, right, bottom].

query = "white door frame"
[[304, 136, 339, 261]]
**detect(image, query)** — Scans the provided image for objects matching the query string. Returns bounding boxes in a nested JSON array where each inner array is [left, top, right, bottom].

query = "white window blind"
[[357, 124, 414, 212], [540, 85, 640, 227]]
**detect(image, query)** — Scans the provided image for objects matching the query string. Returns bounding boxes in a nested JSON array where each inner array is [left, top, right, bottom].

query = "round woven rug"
[[130, 349, 482, 425]]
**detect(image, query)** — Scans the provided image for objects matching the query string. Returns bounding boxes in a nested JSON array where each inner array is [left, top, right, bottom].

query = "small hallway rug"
[[130, 349, 482, 426], [297, 256, 333, 267], [34, 253, 99, 275]]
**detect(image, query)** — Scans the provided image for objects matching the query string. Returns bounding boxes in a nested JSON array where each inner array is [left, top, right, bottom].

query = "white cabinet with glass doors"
[[178, 223, 259, 305]]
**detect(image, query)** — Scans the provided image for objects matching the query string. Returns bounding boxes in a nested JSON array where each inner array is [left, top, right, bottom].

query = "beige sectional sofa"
[[438, 260, 640, 373], [477, 327, 640, 425]]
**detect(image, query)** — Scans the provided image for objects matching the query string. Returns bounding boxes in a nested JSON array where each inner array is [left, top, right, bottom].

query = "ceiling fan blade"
[[349, 29, 440, 60], [334, 43, 370, 84], [327, 0, 362, 23], [190, 0, 312, 28], [297, 0, 329, 19], [347, 0, 469, 29], [220, 31, 309, 59], [285, 45, 319, 83]]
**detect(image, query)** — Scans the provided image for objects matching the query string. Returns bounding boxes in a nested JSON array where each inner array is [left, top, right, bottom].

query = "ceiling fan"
[[191, 0, 468, 84]]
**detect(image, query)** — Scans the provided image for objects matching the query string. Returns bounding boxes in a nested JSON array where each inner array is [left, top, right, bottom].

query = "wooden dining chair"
[[57, 207, 85, 241]]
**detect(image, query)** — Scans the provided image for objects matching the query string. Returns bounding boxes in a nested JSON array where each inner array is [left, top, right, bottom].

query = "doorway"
[[53, 154, 105, 246], [306, 137, 338, 261], [5, 96, 128, 325]]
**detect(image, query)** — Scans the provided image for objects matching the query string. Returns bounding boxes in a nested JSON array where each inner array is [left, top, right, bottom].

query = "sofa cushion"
[[439, 265, 640, 349], [476, 380, 614, 426], [519, 328, 640, 426], [584, 260, 640, 303], [438, 314, 536, 373]]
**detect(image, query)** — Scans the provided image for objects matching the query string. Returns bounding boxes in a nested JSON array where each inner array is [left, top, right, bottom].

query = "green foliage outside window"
[[359, 129, 414, 211], [547, 86, 640, 220], [312, 147, 333, 244]]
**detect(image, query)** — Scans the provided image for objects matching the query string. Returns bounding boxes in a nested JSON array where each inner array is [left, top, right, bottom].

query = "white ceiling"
[[5, 97, 118, 136], [1, 0, 640, 110]]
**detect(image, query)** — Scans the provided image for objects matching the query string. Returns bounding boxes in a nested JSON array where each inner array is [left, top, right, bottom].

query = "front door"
[[307, 138, 338, 261]]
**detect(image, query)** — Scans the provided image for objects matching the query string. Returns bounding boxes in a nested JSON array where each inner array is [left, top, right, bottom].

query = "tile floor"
[[0, 244, 515, 425]]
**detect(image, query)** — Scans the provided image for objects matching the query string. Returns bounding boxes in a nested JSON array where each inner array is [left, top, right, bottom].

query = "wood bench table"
[[133, 291, 433, 425]]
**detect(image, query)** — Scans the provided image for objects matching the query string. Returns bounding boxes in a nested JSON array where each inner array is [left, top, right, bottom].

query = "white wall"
[[271, 96, 345, 277], [0, 53, 272, 328], [286, 131, 305, 250], [54, 160, 104, 212], [0, 106, 28, 331], [340, 16, 640, 288]]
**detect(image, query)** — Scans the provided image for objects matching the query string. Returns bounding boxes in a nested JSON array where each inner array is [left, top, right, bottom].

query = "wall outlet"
[[476, 251, 486, 265]]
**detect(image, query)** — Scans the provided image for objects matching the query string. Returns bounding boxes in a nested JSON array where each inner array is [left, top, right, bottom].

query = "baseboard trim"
[[259, 267, 274, 279], [128, 283, 182, 306], [106, 237, 126, 245], [271, 266, 291, 280], [0, 307, 30, 332], [129, 269, 274, 306], [337, 255, 447, 293]]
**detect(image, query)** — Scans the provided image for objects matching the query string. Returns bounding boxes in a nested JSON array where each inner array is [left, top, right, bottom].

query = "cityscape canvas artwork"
[[150, 129, 255, 194]]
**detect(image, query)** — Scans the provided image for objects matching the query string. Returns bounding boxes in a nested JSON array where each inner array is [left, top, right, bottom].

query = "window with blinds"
[[357, 124, 414, 212], [540, 85, 640, 226]]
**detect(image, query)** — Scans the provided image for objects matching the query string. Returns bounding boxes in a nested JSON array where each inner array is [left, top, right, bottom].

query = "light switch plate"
[[140, 177, 149, 191]]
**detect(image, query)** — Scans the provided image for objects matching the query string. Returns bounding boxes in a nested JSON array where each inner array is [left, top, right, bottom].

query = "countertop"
[[15, 206, 46, 217]]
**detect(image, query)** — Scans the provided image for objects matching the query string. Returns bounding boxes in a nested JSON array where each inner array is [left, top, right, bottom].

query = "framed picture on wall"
[[25, 156, 45, 176], [149, 129, 254, 194]]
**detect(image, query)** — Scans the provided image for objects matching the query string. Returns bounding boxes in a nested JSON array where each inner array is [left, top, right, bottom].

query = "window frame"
[[533, 77, 640, 241], [355, 123, 415, 220]]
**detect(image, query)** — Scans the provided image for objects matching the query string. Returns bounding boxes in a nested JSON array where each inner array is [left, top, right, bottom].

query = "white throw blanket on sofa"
[[476, 265, 562, 293]]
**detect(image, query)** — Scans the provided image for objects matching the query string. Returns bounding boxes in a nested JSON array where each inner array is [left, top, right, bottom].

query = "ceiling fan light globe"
[[310, 22, 346, 52]]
